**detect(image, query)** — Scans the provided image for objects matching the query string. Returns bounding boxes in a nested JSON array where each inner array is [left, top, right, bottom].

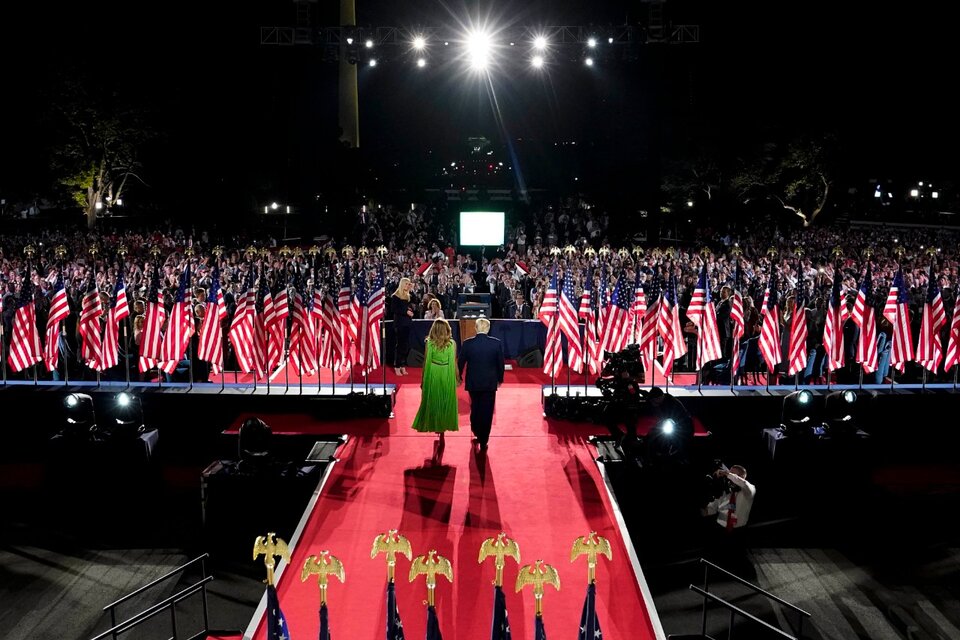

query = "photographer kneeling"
[[702, 465, 756, 530]]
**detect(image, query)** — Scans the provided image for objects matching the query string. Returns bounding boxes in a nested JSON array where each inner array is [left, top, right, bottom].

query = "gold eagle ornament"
[[301, 551, 345, 605], [570, 532, 612, 584], [253, 533, 290, 585], [515, 560, 560, 616], [409, 550, 453, 606]]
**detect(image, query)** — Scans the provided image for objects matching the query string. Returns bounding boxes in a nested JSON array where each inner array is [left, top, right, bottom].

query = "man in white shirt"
[[703, 465, 756, 530]]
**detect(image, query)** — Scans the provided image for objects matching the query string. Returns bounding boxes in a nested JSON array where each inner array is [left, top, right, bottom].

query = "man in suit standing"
[[458, 317, 505, 449]]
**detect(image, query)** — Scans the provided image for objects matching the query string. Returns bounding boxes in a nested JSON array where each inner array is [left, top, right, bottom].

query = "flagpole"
[[953, 363, 958, 391], [298, 338, 304, 396], [188, 337, 194, 390], [565, 335, 572, 397], [62, 325, 68, 386], [922, 367, 927, 391], [382, 320, 387, 397], [890, 365, 896, 391], [220, 330, 226, 393], [582, 324, 589, 397], [858, 364, 863, 390], [550, 315, 557, 395]]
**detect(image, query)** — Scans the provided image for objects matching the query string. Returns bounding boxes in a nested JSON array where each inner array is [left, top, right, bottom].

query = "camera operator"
[[702, 464, 756, 531]]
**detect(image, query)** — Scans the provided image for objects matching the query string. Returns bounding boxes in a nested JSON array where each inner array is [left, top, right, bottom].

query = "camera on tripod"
[[596, 344, 644, 401]]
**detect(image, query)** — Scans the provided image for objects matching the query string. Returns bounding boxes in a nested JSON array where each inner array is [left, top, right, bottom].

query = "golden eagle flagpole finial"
[[409, 550, 453, 607], [301, 551, 345, 606], [571, 532, 612, 584], [371, 530, 412, 583], [253, 532, 290, 586], [515, 560, 560, 617], [478, 532, 521, 588]]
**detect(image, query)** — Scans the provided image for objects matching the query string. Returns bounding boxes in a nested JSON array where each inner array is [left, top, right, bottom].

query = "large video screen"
[[459, 211, 505, 246]]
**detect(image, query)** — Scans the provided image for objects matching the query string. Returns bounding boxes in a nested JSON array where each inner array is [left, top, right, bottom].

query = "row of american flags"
[[534, 260, 960, 381], [4, 262, 389, 379]]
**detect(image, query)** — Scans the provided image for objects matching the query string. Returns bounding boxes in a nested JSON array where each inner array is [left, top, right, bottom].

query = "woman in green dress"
[[412, 318, 460, 442]]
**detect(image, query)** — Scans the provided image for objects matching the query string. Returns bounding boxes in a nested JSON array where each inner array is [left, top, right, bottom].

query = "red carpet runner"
[[246, 381, 661, 639]]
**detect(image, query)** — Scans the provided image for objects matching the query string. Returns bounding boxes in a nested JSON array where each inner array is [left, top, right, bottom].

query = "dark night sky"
[[2, 1, 957, 214]]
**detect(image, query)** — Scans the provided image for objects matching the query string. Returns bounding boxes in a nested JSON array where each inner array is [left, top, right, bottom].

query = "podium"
[[459, 317, 479, 342]]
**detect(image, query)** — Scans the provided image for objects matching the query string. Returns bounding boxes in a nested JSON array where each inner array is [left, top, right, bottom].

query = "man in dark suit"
[[457, 317, 505, 449]]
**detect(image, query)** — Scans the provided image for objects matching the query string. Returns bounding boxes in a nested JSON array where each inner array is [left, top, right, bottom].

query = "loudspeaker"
[[516, 347, 543, 368], [407, 348, 425, 367]]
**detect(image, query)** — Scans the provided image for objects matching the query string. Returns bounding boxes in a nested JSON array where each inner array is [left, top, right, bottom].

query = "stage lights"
[[823, 390, 861, 437], [111, 392, 144, 438], [584, 57, 594, 67], [59, 393, 97, 440], [416, 58, 426, 68], [466, 29, 493, 71], [781, 389, 816, 437], [531, 55, 544, 69], [365, 39, 374, 49], [368, 59, 377, 67], [413, 36, 426, 50], [587, 37, 597, 48], [661, 418, 676, 435], [533, 36, 547, 50]]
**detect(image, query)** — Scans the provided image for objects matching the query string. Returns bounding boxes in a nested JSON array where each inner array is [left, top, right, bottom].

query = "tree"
[[731, 138, 834, 227], [661, 153, 723, 207], [49, 80, 154, 228]]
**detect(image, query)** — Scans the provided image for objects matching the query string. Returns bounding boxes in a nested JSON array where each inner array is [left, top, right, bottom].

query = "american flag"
[[426, 605, 443, 640], [534, 615, 547, 640], [542, 268, 562, 377], [578, 270, 601, 375], [100, 274, 130, 371], [265, 584, 292, 640], [43, 275, 70, 372], [365, 263, 386, 371], [851, 267, 870, 329], [254, 268, 273, 377], [943, 296, 960, 372], [729, 265, 745, 378], [386, 581, 405, 640], [658, 275, 687, 377], [229, 268, 256, 373], [138, 266, 166, 373], [560, 270, 584, 372], [319, 602, 330, 640], [916, 264, 945, 373], [198, 266, 225, 374], [688, 262, 723, 369], [639, 276, 661, 371], [885, 268, 914, 373], [78, 277, 103, 370], [538, 266, 558, 326], [354, 271, 371, 372], [289, 271, 318, 376], [338, 263, 356, 364], [786, 278, 808, 376], [577, 583, 603, 640], [823, 270, 849, 372], [632, 276, 647, 344], [854, 269, 878, 374], [268, 276, 289, 371], [160, 264, 193, 374], [490, 585, 512, 640], [7, 280, 42, 373], [758, 273, 781, 376], [600, 276, 632, 357], [320, 270, 345, 371]]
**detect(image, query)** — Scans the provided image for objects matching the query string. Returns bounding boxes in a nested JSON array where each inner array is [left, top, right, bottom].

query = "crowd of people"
[[2, 200, 959, 384]]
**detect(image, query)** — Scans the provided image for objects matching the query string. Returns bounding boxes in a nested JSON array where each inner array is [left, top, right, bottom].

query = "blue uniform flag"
[[426, 605, 443, 640], [490, 585, 511, 640], [577, 583, 602, 640], [267, 584, 292, 640], [318, 602, 330, 640], [386, 582, 405, 640], [535, 614, 548, 640]]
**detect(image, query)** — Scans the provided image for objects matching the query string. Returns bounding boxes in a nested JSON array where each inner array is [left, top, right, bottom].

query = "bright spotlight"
[[587, 37, 597, 48], [413, 36, 426, 50], [416, 57, 426, 68], [365, 39, 374, 48], [466, 30, 492, 70], [117, 392, 131, 407], [346, 37, 354, 45], [533, 36, 547, 50], [65, 394, 79, 408], [271, 202, 279, 210], [531, 55, 544, 69], [843, 390, 856, 404], [608, 37, 614, 44], [687, 200, 695, 208], [910, 189, 920, 197], [661, 419, 676, 435], [368, 58, 377, 67], [798, 390, 813, 405], [584, 57, 594, 67], [932, 191, 939, 199]]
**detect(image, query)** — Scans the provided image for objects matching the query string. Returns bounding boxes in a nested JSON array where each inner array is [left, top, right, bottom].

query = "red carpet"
[[245, 381, 661, 639]]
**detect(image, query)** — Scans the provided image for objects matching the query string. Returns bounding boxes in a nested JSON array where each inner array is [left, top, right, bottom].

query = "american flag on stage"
[[268, 276, 289, 371], [758, 273, 782, 376], [729, 266, 745, 378], [138, 266, 166, 373], [320, 270, 345, 371], [854, 268, 878, 374], [265, 584, 292, 640], [7, 280, 42, 373], [657, 275, 687, 377], [916, 264, 946, 373], [943, 296, 960, 372], [688, 261, 723, 369], [254, 268, 273, 377], [44, 275, 70, 372], [386, 581, 405, 640], [639, 276, 661, 371], [885, 269, 913, 373], [600, 276, 632, 357], [354, 271, 371, 372], [365, 263, 387, 371], [534, 615, 547, 640], [578, 270, 601, 376], [338, 263, 357, 364], [560, 270, 584, 372], [823, 270, 850, 372], [426, 604, 443, 640], [289, 269, 318, 376], [229, 268, 256, 373], [160, 264, 192, 375], [577, 582, 603, 640], [100, 274, 130, 371], [198, 266, 225, 374], [541, 267, 562, 377], [490, 585, 512, 640], [319, 602, 330, 640], [78, 277, 103, 370], [786, 278, 808, 376], [632, 276, 647, 345]]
